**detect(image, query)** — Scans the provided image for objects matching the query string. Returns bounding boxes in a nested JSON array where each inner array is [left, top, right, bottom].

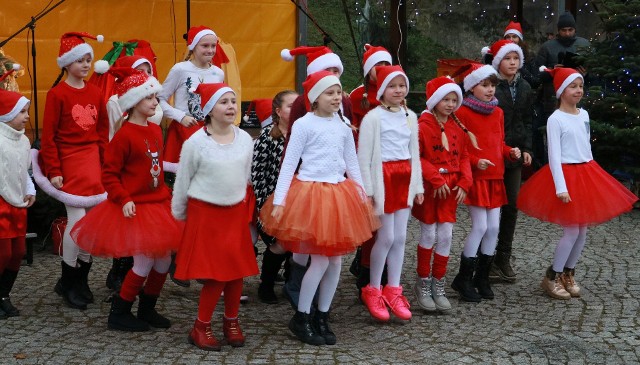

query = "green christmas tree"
[[582, 0, 640, 187]]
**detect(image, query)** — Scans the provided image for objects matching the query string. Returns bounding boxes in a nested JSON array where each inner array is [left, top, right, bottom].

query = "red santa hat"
[[425, 76, 463, 112], [482, 39, 524, 71], [362, 44, 392, 78], [0, 65, 30, 123], [541, 67, 583, 98], [461, 62, 498, 92], [196, 83, 235, 116], [302, 70, 341, 110], [243, 98, 273, 128], [109, 67, 162, 111], [504, 21, 524, 40], [375, 65, 409, 101], [115, 55, 153, 71], [57, 32, 104, 69], [186, 26, 217, 50], [281, 46, 344, 76]]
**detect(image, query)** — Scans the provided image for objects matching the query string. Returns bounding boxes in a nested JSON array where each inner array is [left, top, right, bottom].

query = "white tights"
[[131, 254, 172, 277], [370, 208, 411, 288], [552, 226, 588, 272], [297, 254, 342, 313], [62, 205, 91, 267], [463, 206, 501, 258], [419, 222, 454, 257]]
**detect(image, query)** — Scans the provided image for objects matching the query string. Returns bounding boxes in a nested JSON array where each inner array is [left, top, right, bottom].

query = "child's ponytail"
[[451, 112, 481, 150], [360, 75, 371, 111], [52, 69, 66, 88], [436, 119, 450, 151], [183, 50, 193, 62]]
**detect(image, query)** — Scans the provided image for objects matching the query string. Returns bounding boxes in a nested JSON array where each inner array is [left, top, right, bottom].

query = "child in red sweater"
[[411, 76, 474, 313], [451, 63, 520, 302], [39, 32, 109, 310], [71, 68, 182, 331]]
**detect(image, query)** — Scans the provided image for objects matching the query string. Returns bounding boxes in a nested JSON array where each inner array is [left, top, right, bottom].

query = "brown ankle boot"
[[560, 268, 581, 297], [188, 319, 221, 351], [223, 317, 245, 347], [540, 267, 571, 300]]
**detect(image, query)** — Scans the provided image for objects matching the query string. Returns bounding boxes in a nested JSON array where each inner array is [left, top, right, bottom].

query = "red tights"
[[197, 278, 243, 323], [0, 237, 25, 273]]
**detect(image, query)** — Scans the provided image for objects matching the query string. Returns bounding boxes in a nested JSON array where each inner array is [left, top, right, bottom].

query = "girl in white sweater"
[[172, 83, 258, 351], [0, 84, 35, 318], [358, 65, 424, 322], [260, 71, 379, 346]]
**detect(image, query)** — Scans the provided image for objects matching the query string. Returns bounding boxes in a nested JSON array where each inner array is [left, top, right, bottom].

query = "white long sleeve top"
[[380, 109, 412, 161], [273, 112, 363, 206], [547, 108, 593, 194], [0, 123, 36, 207], [171, 127, 253, 220], [158, 61, 224, 122]]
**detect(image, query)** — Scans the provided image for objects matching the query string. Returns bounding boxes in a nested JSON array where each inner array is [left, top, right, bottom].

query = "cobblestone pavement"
[[1, 209, 639, 364]]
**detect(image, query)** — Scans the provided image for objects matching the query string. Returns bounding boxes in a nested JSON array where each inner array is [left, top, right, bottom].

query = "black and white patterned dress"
[[251, 124, 285, 246]]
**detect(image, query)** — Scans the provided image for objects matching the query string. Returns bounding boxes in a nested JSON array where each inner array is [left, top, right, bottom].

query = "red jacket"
[[349, 81, 380, 129], [455, 105, 513, 180], [417, 112, 473, 192]]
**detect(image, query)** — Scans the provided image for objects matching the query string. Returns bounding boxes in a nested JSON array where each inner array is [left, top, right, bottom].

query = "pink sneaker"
[[382, 285, 412, 320], [360, 285, 390, 321]]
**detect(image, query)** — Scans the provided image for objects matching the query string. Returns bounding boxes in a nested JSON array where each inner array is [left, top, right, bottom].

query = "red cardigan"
[[102, 122, 171, 206], [40, 81, 109, 179], [455, 105, 513, 180], [417, 112, 473, 192]]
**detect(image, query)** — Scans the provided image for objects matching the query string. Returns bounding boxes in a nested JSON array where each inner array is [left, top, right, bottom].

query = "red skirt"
[[259, 178, 380, 256], [412, 173, 461, 224], [517, 161, 637, 226], [163, 120, 204, 163], [70, 200, 182, 258], [0, 197, 27, 239], [59, 143, 104, 196], [383, 160, 411, 214], [174, 198, 259, 281], [465, 179, 507, 209]]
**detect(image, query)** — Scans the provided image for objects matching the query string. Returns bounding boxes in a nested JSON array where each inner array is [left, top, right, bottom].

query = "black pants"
[[496, 166, 522, 255]]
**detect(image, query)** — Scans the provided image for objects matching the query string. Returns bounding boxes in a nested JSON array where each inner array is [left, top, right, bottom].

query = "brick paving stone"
[[0, 209, 638, 364]]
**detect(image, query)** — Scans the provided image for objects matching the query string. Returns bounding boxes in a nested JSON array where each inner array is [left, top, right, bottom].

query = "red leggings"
[[197, 278, 243, 322], [0, 237, 25, 272]]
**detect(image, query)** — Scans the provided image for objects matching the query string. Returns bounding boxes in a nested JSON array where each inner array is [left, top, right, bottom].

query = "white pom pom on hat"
[[93, 60, 110, 74]]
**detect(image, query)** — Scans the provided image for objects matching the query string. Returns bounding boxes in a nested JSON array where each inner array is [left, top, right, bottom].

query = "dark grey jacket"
[[495, 74, 534, 168]]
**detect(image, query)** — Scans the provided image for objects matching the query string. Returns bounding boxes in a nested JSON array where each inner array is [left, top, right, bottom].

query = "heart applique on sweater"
[[71, 104, 98, 131]]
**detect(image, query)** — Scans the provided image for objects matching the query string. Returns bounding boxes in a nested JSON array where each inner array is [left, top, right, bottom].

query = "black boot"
[[54, 261, 88, 310], [108, 295, 149, 332], [169, 253, 190, 287], [283, 258, 307, 310], [0, 270, 20, 317], [490, 250, 516, 283], [313, 310, 336, 345], [451, 255, 482, 302], [356, 266, 371, 292], [349, 247, 362, 277], [474, 254, 495, 300], [289, 311, 325, 345], [258, 249, 286, 304], [106, 257, 133, 291], [77, 260, 94, 303], [137, 293, 171, 328]]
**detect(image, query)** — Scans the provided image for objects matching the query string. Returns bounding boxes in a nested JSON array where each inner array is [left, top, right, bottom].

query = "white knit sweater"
[[358, 106, 424, 215], [0, 123, 36, 207], [172, 127, 253, 220]]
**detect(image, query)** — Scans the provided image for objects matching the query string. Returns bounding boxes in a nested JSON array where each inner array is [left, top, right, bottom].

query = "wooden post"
[[389, 0, 407, 67], [509, 0, 523, 22]]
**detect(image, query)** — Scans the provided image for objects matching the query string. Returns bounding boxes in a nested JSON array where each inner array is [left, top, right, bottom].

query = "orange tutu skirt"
[[0, 197, 27, 239], [71, 200, 183, 258], [174, 198, 259, 281], [259, 178, 380, 256], [59, 143, 105, 196], [517, 161, 637, 226], [163, 120, 204, 163], [383, 160, 411, 213], [465, 179, 507, 208]]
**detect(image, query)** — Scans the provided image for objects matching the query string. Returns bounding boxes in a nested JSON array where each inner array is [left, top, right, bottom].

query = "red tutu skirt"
[[259, 178, 381, 256], [57, 143, 105, 196], [0, 197, 27, 239], [465, 179, 507, 209], [70, 200, 182, 258], [163, 120, 204, 163], [412, 173, 461, 224], [517, 161, 637, 226], [174, 198, 259, 281], [383, 160, 411, 213]]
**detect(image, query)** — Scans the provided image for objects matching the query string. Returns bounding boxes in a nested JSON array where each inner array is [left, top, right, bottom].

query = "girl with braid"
[[411, 76, 475, 313]]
